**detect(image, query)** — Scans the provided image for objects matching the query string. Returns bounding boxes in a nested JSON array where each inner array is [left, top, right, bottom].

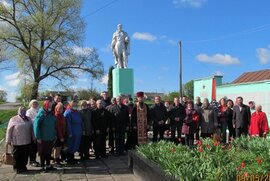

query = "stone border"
[[128, 150, 177, 181]]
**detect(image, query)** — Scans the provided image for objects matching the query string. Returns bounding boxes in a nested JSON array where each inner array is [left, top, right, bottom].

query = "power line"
[[182, 23, 270, 44], [83, 0, 119, 18]]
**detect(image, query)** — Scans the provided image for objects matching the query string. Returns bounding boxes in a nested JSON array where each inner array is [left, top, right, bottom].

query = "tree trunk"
[[30, 81, 40, 100]]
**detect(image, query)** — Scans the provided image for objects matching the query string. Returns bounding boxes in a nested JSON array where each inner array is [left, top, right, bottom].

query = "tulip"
[[197, 140, 202, 147], [171, 148, 176, 153], [257, 159, 262, 165]]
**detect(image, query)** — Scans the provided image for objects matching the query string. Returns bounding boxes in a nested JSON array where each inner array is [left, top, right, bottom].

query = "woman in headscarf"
[[26, 99, 40, 166], [6, 106, 33, 173], [249, 105, 269, 138], [64, 101, 82, 164], [33, 99, 57, 172]]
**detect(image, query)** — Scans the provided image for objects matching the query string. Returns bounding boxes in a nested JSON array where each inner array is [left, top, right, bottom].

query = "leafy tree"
[[0, 90, 7, 102], [162, 91, 179, 102], [183, 80, 194, 100], [107, 66, 114, 98], [0, 0, 104, 99], [16, 83, 33, 103], [76, 88, 100, 101]]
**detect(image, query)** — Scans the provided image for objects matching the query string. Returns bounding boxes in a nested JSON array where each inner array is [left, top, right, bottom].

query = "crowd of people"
[[5, 91, 269, 173]]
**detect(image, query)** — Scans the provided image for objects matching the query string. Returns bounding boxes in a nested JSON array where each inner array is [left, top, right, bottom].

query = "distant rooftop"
[[232, 69, 270, 84]]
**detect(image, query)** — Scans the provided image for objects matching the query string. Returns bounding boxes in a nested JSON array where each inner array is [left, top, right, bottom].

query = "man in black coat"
[[111, 96, 129, 155], [170, 97, 186, 143], [101, 91, 111, 108], [106, 98, 116, 154], [233, 96, 251, 137], [92, 100, 109, 159], [125, 98, 136, 150], [151, 96, 168, 142]]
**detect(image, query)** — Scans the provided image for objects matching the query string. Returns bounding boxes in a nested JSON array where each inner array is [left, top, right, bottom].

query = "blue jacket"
[[33, 108, 57, 141]]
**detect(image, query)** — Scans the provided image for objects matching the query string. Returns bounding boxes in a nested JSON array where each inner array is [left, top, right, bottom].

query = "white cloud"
[[100, 44, 111, 53], [4, 72, 21, 87], [214, 71, 224, 76], [196, 53, 241, 65], [256, 45, 270, 64], [73, 46, 94, 56], [0, 85, 5, 90], [100, 74, 108, 85], [132, 32, 157, 42], [173, 0, 207, 8], [167, 39, 177, 45], [159, 35, 177, 45], [7, 91, 17, 102]]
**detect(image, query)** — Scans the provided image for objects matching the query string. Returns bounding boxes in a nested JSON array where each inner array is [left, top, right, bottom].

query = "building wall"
[[217, 81, 270, 121], [194, 77, 270, 123], [194, 77, 213, 101]]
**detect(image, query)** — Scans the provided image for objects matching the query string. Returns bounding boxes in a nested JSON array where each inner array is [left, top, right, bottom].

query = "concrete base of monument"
[[112, 68, 134, 98], [128, 150, 177, 181]]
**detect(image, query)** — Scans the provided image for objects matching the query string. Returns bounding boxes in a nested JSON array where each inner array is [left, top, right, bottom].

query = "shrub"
[[137, 137, 270, 181]]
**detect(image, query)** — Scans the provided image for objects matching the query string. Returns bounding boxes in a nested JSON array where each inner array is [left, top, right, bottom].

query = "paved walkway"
[[0, 141, 140, 181], [0, 103, 21, 110]]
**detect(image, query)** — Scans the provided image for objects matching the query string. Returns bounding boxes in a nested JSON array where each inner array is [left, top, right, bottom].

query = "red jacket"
[[55, 113, 66, 140], [249, 111, 269, 137]]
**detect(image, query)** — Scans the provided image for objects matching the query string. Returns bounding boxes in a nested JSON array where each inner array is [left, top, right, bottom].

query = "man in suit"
[[233, 96, 251, 137], [111, 96, 129, 155]]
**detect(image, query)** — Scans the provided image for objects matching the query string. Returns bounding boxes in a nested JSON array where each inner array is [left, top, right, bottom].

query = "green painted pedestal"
[[112, 68, 134, 98]]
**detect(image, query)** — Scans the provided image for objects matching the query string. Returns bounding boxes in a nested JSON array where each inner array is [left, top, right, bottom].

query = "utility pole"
[[179, 41, 183, 101]]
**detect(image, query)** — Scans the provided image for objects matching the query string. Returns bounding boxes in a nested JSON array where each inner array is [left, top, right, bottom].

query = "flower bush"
[[137, 137, 270, 181]]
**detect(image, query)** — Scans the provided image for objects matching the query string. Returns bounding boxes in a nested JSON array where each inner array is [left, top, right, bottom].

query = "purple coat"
[[182, 108, 199, 134]]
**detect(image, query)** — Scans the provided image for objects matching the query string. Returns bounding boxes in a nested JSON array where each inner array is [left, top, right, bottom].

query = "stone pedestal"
[[112, 68, 134, 98]]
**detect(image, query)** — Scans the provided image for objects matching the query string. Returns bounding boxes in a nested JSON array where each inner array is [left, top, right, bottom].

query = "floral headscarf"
[[43, 100, 52, 113]]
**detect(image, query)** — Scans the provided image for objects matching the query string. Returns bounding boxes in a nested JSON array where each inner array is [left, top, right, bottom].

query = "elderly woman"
[[200, 98, 217, 139], [53, 102, 66, 165], [225, 99, 234, 140], [249, 105, 269, 138], [218, 98, 228, 143], [182, 101, 200, 147], [92, 99, 109, 159], [6, 106, 33, 173], [26, 99, 40, 166], [64, 101, 82, 164], [79, 100, 93, 160], [33, 100, 57, 172]]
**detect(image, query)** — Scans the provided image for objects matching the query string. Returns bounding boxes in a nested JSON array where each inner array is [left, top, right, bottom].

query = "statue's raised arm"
[[111, 24, 130, 69]]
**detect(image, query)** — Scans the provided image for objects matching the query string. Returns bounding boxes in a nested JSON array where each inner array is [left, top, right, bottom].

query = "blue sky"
[[1, 0, 270, 101]]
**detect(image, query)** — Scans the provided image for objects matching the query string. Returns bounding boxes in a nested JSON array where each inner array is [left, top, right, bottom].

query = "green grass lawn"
[[0, 109, 18, 140], [0, 109, 18, 124]]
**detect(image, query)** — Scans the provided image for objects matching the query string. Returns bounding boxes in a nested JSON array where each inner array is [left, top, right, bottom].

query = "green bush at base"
[[0, 109, 17, 140], [138, 137, 270, 181], [0, 109, 17, 124]]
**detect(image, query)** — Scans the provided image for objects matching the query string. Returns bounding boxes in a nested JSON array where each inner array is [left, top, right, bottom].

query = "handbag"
[[2, 144, 15, 165]]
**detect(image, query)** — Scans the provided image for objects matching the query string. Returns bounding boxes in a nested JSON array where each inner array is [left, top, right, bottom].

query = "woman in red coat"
[[249, 105, 269, 138]]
